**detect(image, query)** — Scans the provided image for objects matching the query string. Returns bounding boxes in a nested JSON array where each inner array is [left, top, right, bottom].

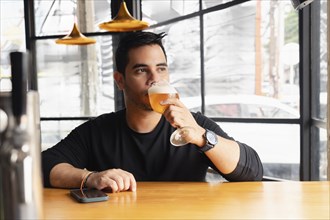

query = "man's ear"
[[114, 71, 124, 90]]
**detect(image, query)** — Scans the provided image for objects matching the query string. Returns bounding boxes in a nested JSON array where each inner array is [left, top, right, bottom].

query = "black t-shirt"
[[42, 110, 263, 187]]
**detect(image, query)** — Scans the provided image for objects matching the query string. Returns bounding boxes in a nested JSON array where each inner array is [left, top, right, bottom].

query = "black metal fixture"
[[291, 0, 314, 10]]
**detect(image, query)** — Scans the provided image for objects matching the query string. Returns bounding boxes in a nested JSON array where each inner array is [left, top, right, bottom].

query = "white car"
[[181, 94, 299, 118]]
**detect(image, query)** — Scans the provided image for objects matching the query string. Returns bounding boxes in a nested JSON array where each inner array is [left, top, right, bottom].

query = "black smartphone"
[[70, 188, 109, 203]]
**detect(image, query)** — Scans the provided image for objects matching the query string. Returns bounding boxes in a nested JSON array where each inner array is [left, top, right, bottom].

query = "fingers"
[[93, 169, 136, 193], [161, 97, 185, 108], [162, 98, 196, 129]]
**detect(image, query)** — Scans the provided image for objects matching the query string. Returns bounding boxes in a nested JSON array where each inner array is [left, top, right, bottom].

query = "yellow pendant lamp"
[[55, 22, 96, 45], [99, 0, 149, 32]]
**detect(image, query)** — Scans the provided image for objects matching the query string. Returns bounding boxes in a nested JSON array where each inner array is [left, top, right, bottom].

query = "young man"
[[42, 31, 263, 193]]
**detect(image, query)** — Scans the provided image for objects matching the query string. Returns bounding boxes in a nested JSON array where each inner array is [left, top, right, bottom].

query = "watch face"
[[206, 130, 218, 145]]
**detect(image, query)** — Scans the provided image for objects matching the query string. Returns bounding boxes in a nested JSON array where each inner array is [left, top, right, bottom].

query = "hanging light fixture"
[[55, 1, 96, 46], [55, 22, 96, 45], [291, 0, 314, 10], [99, 0, 149, 32]]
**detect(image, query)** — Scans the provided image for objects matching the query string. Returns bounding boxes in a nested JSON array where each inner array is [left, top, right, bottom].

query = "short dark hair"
[[115, 31, 167, 75]]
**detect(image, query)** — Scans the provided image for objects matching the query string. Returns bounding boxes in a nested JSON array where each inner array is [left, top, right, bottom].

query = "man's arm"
[[49, 163, 137, 192], [49, 163, 88, 188], [186, 125, 263, 181], [193, 129, 241, 175], [163, 98, 263, 181]]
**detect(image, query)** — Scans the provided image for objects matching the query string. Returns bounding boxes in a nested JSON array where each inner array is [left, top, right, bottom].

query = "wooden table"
[[43, 181, 329, 219]]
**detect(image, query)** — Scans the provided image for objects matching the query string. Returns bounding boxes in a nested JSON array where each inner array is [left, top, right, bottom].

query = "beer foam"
[[148, 84, 177, 94]]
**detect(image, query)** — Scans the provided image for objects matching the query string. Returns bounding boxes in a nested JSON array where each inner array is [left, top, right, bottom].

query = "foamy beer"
[[148, 80, 179, 114], [148, 80, 193, 146]]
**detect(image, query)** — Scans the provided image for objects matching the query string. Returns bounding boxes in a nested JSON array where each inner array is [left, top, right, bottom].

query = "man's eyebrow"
[[132, 63, 168, 69], [157, 63, 168, 67], [132, 64, 148, 69]]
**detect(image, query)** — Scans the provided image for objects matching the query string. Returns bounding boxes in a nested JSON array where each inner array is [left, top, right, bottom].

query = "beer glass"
[[148, 80, 193, 146]]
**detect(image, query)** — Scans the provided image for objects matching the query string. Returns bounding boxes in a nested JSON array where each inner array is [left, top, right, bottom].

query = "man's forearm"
[[191, 126, 240, 175], [205, 137, 240, 174], [49, 163, 89, 188]]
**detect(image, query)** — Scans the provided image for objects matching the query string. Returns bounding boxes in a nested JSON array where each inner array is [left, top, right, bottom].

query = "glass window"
[[314, 0, 327, 180], [18, 0, 325, 181], [149, 17, 201, 99], [184, 95, 299, 118], [314, 127, 327, 181], [145, 0, 302, 180], [203, 1, 300, 119], [220, 122, 300, 180], [310, 0, 327, 181], [142, 0, 199, 24], [41, 120, 87, 151], [0, 0, 26, 92], [34, 0, 111, 36], [37, 36, 115, 118], [202, 0, 237, 9], [318, 0, 327, 120], [33, 0, 114, 151]]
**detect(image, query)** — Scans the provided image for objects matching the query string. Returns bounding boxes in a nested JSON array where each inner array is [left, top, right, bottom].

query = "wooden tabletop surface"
[[43, 181, 329, 219]]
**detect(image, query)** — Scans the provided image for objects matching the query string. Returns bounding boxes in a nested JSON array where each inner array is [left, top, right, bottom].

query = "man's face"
[[121, 44, 169, 111]]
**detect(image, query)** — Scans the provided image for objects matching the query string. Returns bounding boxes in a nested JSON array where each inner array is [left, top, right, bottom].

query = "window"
[[0, 0, 26, 92], [310, 0, 327, 180], [33, 0, 114, 149], [0, 0, 327, 181], [144, 0, 328, 180], [143, 0, 302, 180]]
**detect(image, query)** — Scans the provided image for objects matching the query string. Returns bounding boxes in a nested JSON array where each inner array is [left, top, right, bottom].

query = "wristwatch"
[[199, 129, 218, 153]]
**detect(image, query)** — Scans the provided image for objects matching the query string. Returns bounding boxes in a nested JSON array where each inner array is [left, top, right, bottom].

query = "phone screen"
[[70, 189, 109, 203]]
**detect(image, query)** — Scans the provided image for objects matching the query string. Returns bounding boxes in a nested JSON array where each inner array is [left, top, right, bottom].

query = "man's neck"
[[125, 108, 162, 133]]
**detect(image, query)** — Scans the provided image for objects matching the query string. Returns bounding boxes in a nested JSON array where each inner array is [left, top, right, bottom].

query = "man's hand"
[[50, 164, 136, 193], [161, 98, 205, 147], [87, 168, 137, 193]]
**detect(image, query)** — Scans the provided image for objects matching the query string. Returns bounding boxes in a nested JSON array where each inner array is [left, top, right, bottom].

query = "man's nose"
[[149, 71, 161, 83]]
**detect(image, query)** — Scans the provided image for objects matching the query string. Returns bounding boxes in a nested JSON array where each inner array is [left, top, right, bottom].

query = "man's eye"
[[158, 67, 167, 72], [136, 68, 147, 73]]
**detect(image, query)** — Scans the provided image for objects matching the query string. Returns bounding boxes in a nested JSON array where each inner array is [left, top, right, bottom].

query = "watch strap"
[[199, 143, 214, 152], [199, 129, 218, 153]]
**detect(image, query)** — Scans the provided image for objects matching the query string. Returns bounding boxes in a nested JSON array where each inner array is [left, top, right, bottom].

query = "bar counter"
[[43, 181, 329, 219]]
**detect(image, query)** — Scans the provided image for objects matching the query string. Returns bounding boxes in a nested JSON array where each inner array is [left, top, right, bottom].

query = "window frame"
[[22, 0, 327, 181]]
